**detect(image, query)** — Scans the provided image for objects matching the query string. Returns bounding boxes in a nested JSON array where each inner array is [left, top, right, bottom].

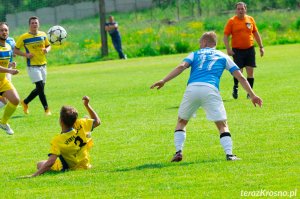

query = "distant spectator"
[[105, 16, 126, 59]]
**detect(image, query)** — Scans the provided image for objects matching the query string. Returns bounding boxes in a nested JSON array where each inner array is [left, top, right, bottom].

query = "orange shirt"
[[224, 15, 258, 49]]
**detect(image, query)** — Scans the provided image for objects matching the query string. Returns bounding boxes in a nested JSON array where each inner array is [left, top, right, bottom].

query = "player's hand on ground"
[[82, 96, 90, 106], [251, 95, 263, 107], [17, 175, 33, 179], [150, 80, 165, 90]]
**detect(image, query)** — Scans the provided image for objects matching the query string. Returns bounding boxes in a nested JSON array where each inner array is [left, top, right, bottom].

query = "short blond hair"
[[200, 31, 217, 46]]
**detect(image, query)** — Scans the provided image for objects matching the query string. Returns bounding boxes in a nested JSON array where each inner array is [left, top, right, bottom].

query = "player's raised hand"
[[251, 95, 263, 107], [150, 80, 165, 90], [82, 96, 90, 106]]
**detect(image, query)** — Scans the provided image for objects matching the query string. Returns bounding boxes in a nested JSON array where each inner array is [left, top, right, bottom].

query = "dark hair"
[[60, 106, 78, 128], [236, 2, 247, 8], [28, 16, 39, 24]]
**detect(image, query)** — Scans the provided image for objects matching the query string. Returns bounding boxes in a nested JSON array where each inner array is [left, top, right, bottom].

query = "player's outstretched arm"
[[31, 155, 57, 177], [0, 66, 19, 75], [232, 70, 263, 107], [82, 96, 101, 128], [14, 48, 34, 59], [150, 62, 189, 90], [16, 154, 58, 178]]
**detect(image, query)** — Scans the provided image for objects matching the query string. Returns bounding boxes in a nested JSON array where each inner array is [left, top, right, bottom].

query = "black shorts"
[[232, 46, 256, 68]]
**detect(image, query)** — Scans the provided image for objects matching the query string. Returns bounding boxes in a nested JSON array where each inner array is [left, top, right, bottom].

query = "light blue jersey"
[[6, 37, 15, 62], [183, 47, 239, 90]]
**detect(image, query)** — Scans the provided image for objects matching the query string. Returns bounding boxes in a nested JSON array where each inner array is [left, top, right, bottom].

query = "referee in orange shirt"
[[223, 2, 264, 99]]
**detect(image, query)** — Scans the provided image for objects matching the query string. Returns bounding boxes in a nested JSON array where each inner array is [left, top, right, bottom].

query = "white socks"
[[220, 132, 233, 155], [174, 130, 186, 152]]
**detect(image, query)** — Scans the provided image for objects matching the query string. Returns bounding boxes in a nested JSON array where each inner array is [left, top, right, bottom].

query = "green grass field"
[[0, 44, 299, 198]]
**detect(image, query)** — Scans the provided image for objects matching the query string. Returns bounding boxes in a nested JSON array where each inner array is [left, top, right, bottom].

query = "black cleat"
[[232, 86, 238, 99], [171, 150, 183, 162], [246, 94, 250, 99], [226, 154, 241, 161]]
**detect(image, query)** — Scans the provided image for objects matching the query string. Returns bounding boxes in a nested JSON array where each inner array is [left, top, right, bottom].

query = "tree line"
[[1, 0, 299, 21]]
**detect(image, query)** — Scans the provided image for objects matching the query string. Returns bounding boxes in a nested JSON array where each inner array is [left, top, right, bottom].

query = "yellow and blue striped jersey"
[[0, 43, 12, 80], [15, 31, 50, 66], [49, 118, 95, 170]]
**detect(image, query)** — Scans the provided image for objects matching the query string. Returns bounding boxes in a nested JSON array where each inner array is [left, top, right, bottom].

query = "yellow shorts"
[[0, 78, 15, 94], [51, 158, 63, 171]]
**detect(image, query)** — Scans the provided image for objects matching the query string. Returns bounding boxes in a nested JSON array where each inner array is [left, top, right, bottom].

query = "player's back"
[[187, 48, 228, 89], [50, 118, 94, 170]]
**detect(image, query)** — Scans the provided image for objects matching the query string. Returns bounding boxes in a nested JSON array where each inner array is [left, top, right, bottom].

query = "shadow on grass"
[[114, 159, 220, 172], [11, 115, 26, 120], [166, 106, 179, 110]]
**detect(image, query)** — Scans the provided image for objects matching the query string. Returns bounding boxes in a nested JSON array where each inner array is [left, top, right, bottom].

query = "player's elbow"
[[93, 118, 101, 128]]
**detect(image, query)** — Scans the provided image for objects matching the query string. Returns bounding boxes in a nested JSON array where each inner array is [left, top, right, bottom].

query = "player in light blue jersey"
[[6, 37, 15, 62], [151, 31, 263, 162]]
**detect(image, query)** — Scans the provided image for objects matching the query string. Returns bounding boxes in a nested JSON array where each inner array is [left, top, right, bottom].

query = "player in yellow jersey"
[[14, 16, 52, 115], [0, 37, 17, 109], [24, 96, 101, 177], [0, 22, 20, 135]]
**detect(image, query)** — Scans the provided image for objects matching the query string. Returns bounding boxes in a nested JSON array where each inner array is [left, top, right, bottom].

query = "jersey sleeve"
[[43, 32, 51, 47], [74, 118, 94, 136], [49, 137, 61, 156], [183, 52, 194, 67], [224, 18, 233, 36], [225, 54, 240, 73], [251, 17, 258, 33], [15, 34, 25, 49]]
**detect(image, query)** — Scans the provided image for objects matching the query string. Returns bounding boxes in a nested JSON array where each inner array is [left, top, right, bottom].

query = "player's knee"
[[35, 82, 45, 94], [9, 96, 20, 106], [177, 117, 188, 125], [37, 161, 45, 169]]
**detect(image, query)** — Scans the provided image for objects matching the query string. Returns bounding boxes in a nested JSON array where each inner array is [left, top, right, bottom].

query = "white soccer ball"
[[47, 25, 67, 45]]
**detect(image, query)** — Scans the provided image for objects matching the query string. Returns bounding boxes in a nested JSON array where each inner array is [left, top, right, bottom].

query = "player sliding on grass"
[[23, 96, 100, 177], [151, 31, 263, 162]]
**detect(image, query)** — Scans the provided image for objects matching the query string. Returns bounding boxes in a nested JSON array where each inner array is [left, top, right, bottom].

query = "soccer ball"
[[47, 25, 67, 45]]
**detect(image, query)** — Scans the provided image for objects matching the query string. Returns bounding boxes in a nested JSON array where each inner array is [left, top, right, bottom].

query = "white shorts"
[[27, 65, 47, 83], [6, 73, 12, 82], [178, 84, 227, 121]]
